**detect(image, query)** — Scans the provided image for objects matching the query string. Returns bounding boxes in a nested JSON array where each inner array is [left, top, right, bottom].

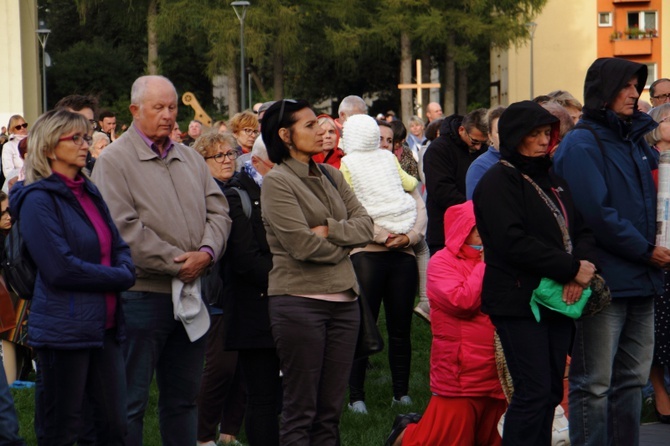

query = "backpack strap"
[[227, 186, 252, 219], [318, 164, 337, 189]]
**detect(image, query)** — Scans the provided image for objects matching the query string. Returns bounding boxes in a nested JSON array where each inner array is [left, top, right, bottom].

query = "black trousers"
[[238, 348, 282, 446], [491, 314, 573, 446], [349, 251, 418, 402]]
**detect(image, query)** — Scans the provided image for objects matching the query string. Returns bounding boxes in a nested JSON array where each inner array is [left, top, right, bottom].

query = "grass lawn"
[[7, 306, 659, 445]]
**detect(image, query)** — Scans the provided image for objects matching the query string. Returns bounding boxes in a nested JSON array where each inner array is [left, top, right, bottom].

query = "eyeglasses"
[[242, 128, 260, 136], [205, 151, 239, 163], [652, 93, 670, 102], [88, 119, 97, 129], [13, 123, 28, 131], [466, 132, 488, 146], [278, 99, 299, 125], [660, 117, 670, 124], [58, 134, 93, 146]]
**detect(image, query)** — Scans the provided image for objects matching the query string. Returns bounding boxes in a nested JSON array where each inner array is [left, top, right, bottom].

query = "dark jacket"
[[9, 175, 135, 349], [424, 114, 486, 249], [553, 58, 661, 298], [473, 101, 597, 318], [220, 172, 274, 350]]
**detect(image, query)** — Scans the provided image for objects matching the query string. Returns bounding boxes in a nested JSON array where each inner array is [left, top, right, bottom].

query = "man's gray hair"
[[251, 134, 269, 160], [338, 95, 368, 118], [131, 75, 177, 105]]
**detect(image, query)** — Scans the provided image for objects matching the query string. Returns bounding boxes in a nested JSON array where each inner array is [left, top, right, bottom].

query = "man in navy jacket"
[[554, 58, 670, 446]]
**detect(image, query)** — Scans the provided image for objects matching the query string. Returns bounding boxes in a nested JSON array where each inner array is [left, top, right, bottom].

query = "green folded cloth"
[[530, 278, 592, 322]]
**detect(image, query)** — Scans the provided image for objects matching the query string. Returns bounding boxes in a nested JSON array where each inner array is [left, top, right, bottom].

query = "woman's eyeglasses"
[[14, 123, 28, 131], [58, 134, 93, 146], [242, 128, 260, 136], [205, 151, 239, 163]]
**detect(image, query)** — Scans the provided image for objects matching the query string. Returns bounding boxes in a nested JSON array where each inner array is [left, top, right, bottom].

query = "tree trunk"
[[228, 67, 239, 116], [400, 31, 412, 127], [147, 0, 159, 75], [273, 51, 284, 100], [457, 69, 467, 115], [444, 34, 456, 116], [421, 52, 431, 119]]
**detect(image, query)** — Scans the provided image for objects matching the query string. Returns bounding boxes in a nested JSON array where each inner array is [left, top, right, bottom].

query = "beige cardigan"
[[92, 124, 231, 293], [260, 157, 373, 297]]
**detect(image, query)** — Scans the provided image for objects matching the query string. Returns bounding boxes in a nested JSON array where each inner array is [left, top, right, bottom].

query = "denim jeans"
[[0, 362, 24, 446], [121, 291, 207, 446], [569, 297, 654, 446]]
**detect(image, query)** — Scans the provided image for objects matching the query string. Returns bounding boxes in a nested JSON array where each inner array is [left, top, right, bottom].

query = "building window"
[[646, 63, 657, 89], [598, 12, 612, 27], [628, 10, 657, 32]]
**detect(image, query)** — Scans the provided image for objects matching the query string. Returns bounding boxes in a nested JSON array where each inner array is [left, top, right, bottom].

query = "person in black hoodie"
[[423, 109, 487, 255], [554, 58, 670, 445], [473, 101, 597, 446]]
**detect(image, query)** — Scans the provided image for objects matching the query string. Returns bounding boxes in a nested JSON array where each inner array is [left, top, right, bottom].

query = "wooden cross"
[[397, 60, 441, 119]]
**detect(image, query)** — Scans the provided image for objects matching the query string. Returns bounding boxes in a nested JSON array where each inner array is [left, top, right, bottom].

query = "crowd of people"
[[0, 57, 669, 446]]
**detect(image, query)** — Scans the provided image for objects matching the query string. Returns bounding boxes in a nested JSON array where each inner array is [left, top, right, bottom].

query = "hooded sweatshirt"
[[426, 201, 504, 399], [473, 101, 596, 317], [554, 58, 662, 298], [339, 114, 417, 234], [424, 114, 486, 249]]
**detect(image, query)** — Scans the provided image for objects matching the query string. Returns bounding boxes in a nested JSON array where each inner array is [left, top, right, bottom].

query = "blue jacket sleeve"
[[21, 192, 136, 292]]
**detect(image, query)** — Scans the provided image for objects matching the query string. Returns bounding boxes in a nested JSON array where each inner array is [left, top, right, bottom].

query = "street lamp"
[[231, 1, 250, 111], [526, 22, 537, 100], [36, 21, 51, 113]]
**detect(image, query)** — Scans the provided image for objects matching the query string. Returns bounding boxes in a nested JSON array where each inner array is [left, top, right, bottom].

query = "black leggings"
[[349, 251, 418, 402]]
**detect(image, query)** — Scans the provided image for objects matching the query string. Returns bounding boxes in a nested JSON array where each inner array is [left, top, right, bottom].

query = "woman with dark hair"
[[473, 101, 596, 445], [260, 99, 373, 445], [10, 109, 135, 444]]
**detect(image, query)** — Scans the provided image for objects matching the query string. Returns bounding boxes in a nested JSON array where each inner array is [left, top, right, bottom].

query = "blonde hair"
[[646, 104, 670, 146], [7, 115, 25, 135], [193, 131, 237, 159], [229, 111, 259, 134], [24, 109, 89, 185]]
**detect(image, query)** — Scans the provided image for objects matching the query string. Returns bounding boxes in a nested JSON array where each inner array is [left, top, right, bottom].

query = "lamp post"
[[231, 1, 250, 111], [526, 22, 537, 100], [36, 21, 51, 113]]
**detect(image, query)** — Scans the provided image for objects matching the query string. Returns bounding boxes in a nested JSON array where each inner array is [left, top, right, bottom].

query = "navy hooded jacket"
[[553, 58, 661, 298], [9, 174, 135, 349]]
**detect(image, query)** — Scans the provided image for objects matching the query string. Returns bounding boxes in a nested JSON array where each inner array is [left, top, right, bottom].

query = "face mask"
[[468, 244, 483, 251]]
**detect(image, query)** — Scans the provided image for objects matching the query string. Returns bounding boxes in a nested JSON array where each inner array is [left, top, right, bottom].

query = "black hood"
[[499, 101, 560, 161], [583, 58, 647, 112]]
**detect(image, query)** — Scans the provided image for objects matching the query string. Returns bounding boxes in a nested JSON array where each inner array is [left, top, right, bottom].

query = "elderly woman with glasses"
[[193, 131, 247, 446], [2, 115, 29, 189], [260, 99, 373, 445], [10, 109, 136, 444]]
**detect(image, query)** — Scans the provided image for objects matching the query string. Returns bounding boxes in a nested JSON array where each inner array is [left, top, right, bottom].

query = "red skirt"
[[402, 395, 507, 446]]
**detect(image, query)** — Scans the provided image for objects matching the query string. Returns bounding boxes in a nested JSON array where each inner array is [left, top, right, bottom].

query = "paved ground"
[[640, 422, 670, 445]]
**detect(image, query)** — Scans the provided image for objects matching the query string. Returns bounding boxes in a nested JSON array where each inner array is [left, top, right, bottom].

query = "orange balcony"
[[612, 38, 653, 56]]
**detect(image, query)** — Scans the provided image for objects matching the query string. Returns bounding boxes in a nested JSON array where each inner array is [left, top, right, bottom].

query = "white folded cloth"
[[171, 277, 210, 342]]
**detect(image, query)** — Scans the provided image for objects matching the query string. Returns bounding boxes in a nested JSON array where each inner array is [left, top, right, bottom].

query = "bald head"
[[425, 102, 443, 122], [129, 75, 178, 145]]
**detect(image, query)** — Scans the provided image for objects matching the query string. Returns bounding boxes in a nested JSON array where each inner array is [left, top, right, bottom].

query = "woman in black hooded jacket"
[[473, 101, 597, 445]]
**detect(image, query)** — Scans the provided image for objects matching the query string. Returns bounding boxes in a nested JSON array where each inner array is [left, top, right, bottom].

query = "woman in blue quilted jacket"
[[9, 109, 135, 445]]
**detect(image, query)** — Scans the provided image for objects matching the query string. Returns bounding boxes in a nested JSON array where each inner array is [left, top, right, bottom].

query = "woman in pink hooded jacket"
[[387, 201, 506, 446]]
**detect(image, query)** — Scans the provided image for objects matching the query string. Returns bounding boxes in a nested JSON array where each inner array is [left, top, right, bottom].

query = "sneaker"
[[348, 400, 369, 414], [392, 395, 413, 406], [413, 301, 430, 323]]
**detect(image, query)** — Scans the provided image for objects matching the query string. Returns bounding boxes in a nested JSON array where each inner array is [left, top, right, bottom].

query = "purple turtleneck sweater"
[[55, 172, 116, 329]]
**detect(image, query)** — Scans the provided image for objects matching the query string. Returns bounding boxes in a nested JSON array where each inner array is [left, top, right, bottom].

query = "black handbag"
[[354, 293, 384, 360], [3, 215, 37, 300]]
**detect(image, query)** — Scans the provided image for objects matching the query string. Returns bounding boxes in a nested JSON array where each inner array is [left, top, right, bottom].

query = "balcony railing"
[[612, 38, 653, 56]]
